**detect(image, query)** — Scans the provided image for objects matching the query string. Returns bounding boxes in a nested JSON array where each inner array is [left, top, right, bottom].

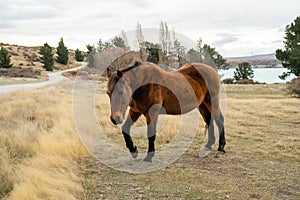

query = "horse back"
[[177, 63, 221, 93]]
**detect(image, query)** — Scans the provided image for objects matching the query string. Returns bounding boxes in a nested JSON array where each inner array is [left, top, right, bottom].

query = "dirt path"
[[0, 65, 83, 94]]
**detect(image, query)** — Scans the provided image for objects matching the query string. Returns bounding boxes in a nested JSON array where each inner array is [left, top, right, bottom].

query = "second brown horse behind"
[[106, 61, 226, 162]]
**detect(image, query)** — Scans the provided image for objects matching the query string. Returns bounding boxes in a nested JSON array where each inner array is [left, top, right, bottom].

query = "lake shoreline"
[[219, 68, 296, 84]]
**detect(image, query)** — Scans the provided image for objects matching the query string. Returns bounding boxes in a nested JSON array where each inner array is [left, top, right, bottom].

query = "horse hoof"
[[130, 147, 138, 158], [143, 152, 154, 162], [131, 151, 138, 158], [199, 147, 211, 159], [214, 151, 225, 158]]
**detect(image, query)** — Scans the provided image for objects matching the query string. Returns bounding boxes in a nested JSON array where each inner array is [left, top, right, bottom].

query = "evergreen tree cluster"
[[233, 62, 254, 81], [39, 43, 54, 71], [56, 38, 69, 65], [0, 47, 13, 68], [75, 49, 84, 62], [39, 38, 85, 71]]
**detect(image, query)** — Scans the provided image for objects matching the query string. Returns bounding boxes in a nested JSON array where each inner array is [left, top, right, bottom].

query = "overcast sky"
[[0, 0, 299, 57]]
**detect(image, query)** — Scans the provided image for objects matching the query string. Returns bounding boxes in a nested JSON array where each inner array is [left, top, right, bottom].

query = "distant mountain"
[[226, 53, 282, 68], [226, 53, 276, 61]]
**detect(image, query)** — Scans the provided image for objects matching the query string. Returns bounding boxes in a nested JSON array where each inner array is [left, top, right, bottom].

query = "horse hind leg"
[[210, 97, 226, 157], [214, 111, 226, 157], [198, 103, 216, 158], [143, 104, 161, 162]]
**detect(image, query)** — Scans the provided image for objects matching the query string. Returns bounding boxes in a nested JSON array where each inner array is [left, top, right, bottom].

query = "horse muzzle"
[[110, 115, 123, 125]]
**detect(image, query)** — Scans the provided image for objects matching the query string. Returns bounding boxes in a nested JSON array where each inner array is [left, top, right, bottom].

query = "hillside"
[[226, 53, 282, 68], [0, 43, 81, 78]]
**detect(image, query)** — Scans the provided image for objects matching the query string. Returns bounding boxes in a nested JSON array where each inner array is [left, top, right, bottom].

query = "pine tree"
[[86, 44, 96, 67], [0, 47, 13, 68], [97, 39, 104, 52], [233, 62, 254, 80], [111, 36, 126, 48], [39, 43, 54, 71], [56, 38, 69, 65], [146, 42, 159, 64], [276, 16, 300, 79], [103, 42, 112, 50], [202, 44, 229, 70], [75, 48, 84, 62], [187, 48, 202, 62]]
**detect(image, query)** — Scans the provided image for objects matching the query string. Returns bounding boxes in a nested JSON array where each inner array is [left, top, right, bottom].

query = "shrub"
[[222, 78, 235, 84], [235, 79, 254, 84], [287, 78, 300, 98]]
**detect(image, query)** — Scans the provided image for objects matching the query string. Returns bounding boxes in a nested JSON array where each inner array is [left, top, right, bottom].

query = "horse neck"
[[127, 66, 166, 91]]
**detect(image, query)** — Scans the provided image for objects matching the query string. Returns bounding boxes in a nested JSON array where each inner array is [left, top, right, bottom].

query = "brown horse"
[[106, 61, 226, 162]]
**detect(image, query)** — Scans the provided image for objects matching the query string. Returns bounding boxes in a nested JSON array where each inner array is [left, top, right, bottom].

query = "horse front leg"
[[122, 109, 141, 158], [143, 105, 160, 162]]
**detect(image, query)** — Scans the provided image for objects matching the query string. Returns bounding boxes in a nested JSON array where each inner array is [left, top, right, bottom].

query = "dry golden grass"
[[1, 44, 43, 69], [0, 81, 88, 199], [1, 79, 299, 199], [0, 77, 49, 86]]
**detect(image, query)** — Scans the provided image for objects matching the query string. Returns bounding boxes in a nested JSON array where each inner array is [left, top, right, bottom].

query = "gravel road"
[[0, 65, 83, 94]]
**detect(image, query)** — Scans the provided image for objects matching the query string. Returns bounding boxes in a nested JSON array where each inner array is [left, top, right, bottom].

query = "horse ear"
[[107, 68, 113, 78], [134, 61, 142, 66], [117, 70, 123, 78]]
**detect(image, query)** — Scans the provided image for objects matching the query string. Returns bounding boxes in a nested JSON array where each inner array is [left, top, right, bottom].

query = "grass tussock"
[[287, 77, 300, 98], [0, 82, 88, 199]]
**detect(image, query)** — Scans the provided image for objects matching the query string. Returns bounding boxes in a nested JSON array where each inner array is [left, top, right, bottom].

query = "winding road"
[[0, 65, 83, 94]]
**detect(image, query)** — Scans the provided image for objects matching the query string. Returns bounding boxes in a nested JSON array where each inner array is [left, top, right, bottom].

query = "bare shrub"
[[235, 79, 254, 84], [222, 78, 234, 84], [287, 78, 300, 98]]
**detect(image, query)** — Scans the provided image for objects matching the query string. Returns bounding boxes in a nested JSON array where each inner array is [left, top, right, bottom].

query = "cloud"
[[127, 0, 151, 8], [0, 22, 16, 29], [272, 40, 283, 44], [0, 0, 298, 56], [2, 6, 62, 21], [211, 33, 240, 47]]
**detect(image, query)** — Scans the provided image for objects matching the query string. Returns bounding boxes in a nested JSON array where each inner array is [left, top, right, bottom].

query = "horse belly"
[[161, 94, 199, 115]]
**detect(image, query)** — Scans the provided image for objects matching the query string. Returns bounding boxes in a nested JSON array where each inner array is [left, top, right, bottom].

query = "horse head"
[[106, 61, 141, 125]]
